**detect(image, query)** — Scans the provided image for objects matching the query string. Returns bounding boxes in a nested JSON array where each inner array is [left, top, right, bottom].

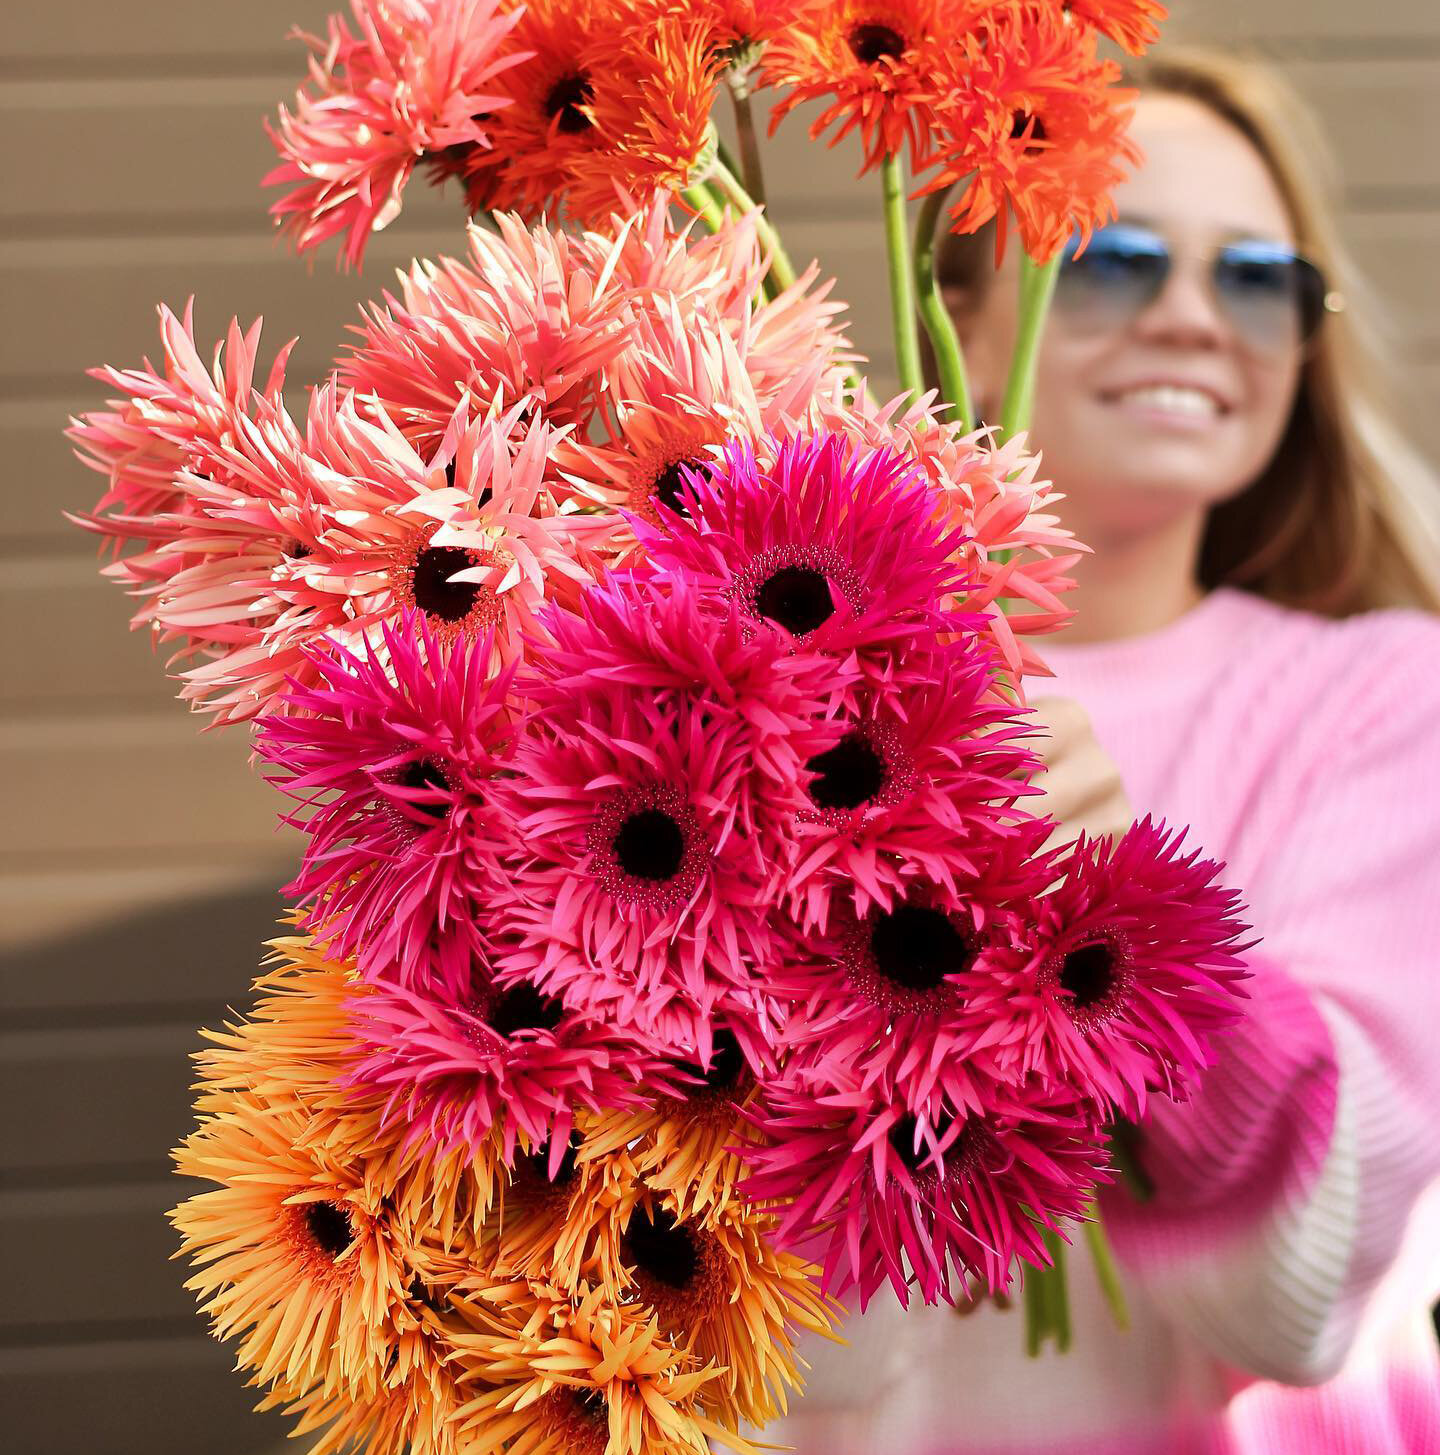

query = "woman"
[[772, 49, 1440, 1455]]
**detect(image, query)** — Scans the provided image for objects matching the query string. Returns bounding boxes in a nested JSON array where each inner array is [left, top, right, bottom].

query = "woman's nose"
[[1132, 258, 1228, 348]]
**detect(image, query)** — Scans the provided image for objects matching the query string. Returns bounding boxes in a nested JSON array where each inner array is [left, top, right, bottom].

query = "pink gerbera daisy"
[[265, 0, 528, 268], [954, 817, 1252, 1120], [784, 644, 1044, 933], [635, 431, 972, 696], [343, 968, 684, 1164], [821, 389, 1084, 692], [69, 302, 296, 559], [742, 1069, 1108, 1307], [493, 574, 843, 1050], [254, 612, 518, 993], [340, 212, 636, 457]]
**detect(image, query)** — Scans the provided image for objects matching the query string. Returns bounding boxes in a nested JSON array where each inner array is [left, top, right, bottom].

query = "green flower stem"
[[881, 151, 924, 401], [681, 182, 727, 236], [726, 73, 768, 208], [912, 186, 973, 428], [998, 250, 1061, 442], [1083, 1207, 1131, 1332], [708, 156, 799, 294], [1024, 1229, 1074, 1356]]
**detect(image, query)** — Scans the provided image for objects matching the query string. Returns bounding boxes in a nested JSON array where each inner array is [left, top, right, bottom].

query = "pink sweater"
[[768, 587, 1440, 1455]]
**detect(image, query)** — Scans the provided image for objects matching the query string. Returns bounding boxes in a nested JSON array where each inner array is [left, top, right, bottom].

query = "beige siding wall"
[[2, 4, 1436, 1450]]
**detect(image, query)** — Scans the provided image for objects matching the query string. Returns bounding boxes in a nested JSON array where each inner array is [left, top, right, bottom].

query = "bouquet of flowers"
[[69, 2, 1251, 1452]]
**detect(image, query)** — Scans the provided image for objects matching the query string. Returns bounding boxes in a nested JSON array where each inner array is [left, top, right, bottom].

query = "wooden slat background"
[[2, 3, 1436, 1451]]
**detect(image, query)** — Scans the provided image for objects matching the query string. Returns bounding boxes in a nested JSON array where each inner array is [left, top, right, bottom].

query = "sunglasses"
[[1054, 222, 1342, 356]]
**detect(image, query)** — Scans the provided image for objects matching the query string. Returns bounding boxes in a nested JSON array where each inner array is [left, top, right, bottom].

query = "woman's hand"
[[1025, 696, 1135, 851]]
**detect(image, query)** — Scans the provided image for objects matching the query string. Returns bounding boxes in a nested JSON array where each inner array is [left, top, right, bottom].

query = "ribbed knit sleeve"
[[1096, 621, 1440, 1387]]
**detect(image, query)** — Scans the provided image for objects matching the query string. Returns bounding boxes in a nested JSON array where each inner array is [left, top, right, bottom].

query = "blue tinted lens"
[[1055, 225, 1170, 325], [1214, 241, 1324, 352]]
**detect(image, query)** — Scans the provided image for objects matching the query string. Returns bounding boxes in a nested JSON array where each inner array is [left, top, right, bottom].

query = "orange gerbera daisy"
[[764, 0, 982, 171], [614, 1190, 839, 1428], [1064, 0, 1167, 55], [916, 2, 1139, 262], [450, 1281, 752, 1455]]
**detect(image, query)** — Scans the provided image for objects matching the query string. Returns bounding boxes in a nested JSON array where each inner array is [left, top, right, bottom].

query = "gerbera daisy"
[[634, 431, 971, 697], [450, 1281, 749, 1455], [493, 573, 844, 1045], [1064, 0, 1167, 56], [172, 1088, 417, 1402], [764, 0, 972, 172], [254, 611, 518, 994], [783, 647, 1044, 934], [822, 390, 1084, 690], [69, 302, 297, 559], [340, 211, 635, 454], [580, 1020, 772, 1219], [343, 965, 685, 1163], [916, 3, 1140, 263], [742, 1070, 1109, 1307], [954, 817, 1252, 1120], [265, 0, 527, 268], [614, 1190, 838, 1427]]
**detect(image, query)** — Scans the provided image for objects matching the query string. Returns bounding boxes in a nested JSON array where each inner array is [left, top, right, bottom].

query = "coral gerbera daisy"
[[954, 817, 1252, 1120], [635, 431, 971, 697], [742, 1070, 1109, 1307], [254, 611, 517, 994], [916, 3, 1140, 263], [340, 211, 635, 455], [1065, 0, 1168, 56], [69, 302, 297, 559], [265, 0, 527, 268]]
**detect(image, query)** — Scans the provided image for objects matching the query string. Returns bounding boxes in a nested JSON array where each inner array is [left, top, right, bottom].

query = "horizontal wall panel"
[[1169, 0, 1440, 44], [2, 1024, 200, 1171], [0, 1336, 290, 1455], [2, 1182, 189, 1329], [5, 1, 331, 63], [0, 877, 287, 1002], [0, 714, 292, 860]]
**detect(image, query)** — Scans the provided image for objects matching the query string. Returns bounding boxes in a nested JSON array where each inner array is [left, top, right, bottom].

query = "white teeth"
[[1115, 384, 1221, 417]]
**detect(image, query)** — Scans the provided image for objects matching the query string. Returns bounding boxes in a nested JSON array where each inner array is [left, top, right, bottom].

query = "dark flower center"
[[870, 905, 975, 992], [677, 1027, 747, 1096], [545, 73, 594, 134], [395, 757, 452, 821], [412, 545, 481, 622], [808, 732, 886, 810], [284, 539, 311, 560], [849, 22, 906, 64], [756, 565, 835, 636], [613, 808, 686, 881], [520, 1132, 581, 1187], [654, 456, 707, 517], [1010, 110, 1048, 147], [303, 1200, 354, 1260], [1060, 939, 1117, 1010], [485, 981, 566, 1039], [623, 1207, 698, 1290]]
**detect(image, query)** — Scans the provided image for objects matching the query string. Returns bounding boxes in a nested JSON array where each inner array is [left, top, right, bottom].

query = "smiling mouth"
[[1103, 384, 1229, 419]]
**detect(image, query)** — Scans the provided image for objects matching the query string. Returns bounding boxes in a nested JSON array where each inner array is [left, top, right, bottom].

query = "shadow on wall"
[[1, 886, 296, 1455]]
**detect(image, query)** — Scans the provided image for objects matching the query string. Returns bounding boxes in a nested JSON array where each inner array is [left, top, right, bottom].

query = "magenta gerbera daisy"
[[954, 817, 1252, 1120], [742, 1069, 1109, 1308], [634, 431, 973, 696], [493, 574, 843, 1049], [784, 644, 1044, 934], [343, 967, 684, 1164], [265, 0, 528, 268], [254, 612, 517, 994]]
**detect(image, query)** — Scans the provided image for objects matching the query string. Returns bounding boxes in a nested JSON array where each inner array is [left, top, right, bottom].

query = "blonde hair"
[[937, 46, 1440, 616]]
